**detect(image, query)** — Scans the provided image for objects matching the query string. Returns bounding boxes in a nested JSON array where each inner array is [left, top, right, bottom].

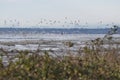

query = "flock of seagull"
[[1, 17, 113, 28]]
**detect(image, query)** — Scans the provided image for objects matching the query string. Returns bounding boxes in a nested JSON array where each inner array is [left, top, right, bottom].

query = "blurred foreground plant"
[[0, 25, 120, 80]]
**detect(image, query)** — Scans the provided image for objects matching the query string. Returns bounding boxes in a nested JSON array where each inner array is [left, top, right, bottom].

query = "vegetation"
[[64, 41, 74, 47], [0, 25, 120, 80]]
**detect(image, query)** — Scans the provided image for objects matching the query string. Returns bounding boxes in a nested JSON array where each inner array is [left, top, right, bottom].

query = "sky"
[[0, 0, 120, 28]]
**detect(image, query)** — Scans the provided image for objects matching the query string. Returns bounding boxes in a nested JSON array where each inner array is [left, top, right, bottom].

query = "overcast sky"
[[0, 0, 120, 27]]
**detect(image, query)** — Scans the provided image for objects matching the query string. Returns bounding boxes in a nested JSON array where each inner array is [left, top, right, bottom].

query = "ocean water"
[[0, 28, 119, 52], [0, 34, 106, 41], [0, 28, 119, 41]]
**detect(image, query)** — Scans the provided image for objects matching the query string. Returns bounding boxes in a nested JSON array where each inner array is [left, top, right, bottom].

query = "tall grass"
[[0, 25, 120, 80]]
